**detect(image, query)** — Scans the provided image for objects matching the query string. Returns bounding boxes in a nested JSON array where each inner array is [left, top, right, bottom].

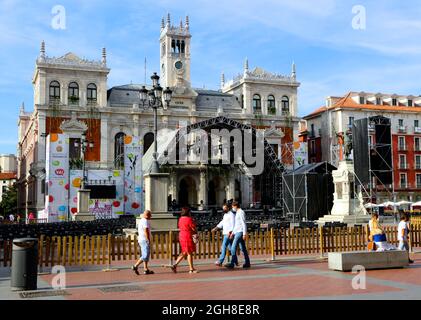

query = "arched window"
[[253, 94, 261, 113], [281, 96, 290, 115], [181, 40, 185, 54], [144, 132, 155, 154], [114, 132, 126, 169], [171, 39, 176, 53], [87, 83, 97, 103], [68, 82, 79, 104], [267, 95, 276, 115], [49, 81, 60, 100]]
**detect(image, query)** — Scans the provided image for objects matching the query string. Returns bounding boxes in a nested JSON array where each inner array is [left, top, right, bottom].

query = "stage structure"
[[149, 116, 285, 207], [283, 162, 335, 222], [352, 116, 394, 206]]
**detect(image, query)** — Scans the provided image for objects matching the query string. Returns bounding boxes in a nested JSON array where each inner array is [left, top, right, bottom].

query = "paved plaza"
[[1, 253, 421, 300]]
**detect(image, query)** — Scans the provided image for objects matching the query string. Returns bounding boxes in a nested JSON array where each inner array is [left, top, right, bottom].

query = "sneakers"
[[215, 261, 222, 267], [189, 269, 199, 274], [409, 259, 414, 264], [131, 265, 140, 275], [224, 263, 234, 269], [170, 265, 177, 273], [144, 269, 154, 275], [242, 264, 251, 269]]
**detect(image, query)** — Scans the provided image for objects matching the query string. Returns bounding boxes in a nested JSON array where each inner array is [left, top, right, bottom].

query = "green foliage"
[[0, 183, 17, 216]]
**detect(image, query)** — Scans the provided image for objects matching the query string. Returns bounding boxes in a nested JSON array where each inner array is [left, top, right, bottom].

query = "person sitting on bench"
[[369, 212, 396, 251]]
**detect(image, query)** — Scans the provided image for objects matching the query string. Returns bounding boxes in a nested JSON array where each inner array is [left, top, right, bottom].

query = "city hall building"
[[17, 14, 302, 217]]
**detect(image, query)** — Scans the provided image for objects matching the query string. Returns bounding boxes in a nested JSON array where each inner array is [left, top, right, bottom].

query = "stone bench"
[[328, 250, 409, 272]]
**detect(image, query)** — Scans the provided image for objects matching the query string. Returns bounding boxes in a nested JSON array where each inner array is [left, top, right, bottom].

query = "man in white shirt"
[[9, 214, 14, 222], [398, 212, 414, 263], [225, 201, 250, 269], [132, 210, 154, 275], [212, 204, 235, 266]]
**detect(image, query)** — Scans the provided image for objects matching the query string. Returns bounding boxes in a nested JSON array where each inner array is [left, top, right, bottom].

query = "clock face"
[[175, 61, 183, 70]]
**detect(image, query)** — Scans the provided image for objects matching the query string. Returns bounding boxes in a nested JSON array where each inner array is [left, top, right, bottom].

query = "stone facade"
[[17, 14, 301, 215]]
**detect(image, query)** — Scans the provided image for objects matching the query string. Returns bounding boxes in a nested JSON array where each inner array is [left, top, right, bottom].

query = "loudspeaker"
[[352, 116, 392, 186], [352, 118, 369, 184]]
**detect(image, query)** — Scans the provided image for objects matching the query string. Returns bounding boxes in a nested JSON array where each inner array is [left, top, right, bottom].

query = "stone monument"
[[317, 160, 369, 225], [73, 189, 95, 221], [139, 173, 178, 230]]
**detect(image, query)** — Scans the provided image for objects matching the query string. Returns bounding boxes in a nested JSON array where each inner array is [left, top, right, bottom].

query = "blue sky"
[[0, 0, 420, 154]]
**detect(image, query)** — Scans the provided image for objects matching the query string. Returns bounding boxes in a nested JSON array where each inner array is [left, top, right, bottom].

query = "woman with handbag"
[[171, 207, 199, 274]]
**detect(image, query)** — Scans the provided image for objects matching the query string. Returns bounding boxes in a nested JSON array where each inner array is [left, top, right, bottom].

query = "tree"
[[0, 183, 18, 217]]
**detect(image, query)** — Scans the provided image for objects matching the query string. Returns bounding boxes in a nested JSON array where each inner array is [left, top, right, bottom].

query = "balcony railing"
[[415, 127, 421, 134], [398, 145, 407, 151], [397, 125, 407, 133], [399, 163, 408, 169]]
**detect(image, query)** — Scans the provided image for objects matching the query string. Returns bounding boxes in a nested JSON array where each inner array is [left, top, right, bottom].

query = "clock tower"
[[160, 14, 191, 89]]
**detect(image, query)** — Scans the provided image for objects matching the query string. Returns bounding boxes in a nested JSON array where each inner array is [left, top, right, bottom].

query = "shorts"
[[398, 240, 409, 251], [139, 240, 151, 262]]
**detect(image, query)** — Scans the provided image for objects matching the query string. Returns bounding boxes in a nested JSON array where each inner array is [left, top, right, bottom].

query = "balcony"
[[49, 97, 61, 106], [416, 164, 421, 170], [415, 127, 421, 134], [397, 125, 407, 133], [398, 145, 407, 151], [399, 163, 408, 169]]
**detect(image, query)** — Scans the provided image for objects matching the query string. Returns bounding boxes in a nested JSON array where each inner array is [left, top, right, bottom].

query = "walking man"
[[398, 212, 414, 264], [225, 201, 250, 269], [132, 210, 154, 275], [212, 204, 235, 266]]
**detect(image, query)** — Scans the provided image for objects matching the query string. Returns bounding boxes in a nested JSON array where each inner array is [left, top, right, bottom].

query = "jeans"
[[229, 232, 250, 267], [139, 240, 150, 262], [399, 240, 409, 251], [218, 235, 232, 264]]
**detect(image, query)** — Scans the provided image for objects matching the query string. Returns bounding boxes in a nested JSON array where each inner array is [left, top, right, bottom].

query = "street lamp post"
[[76, 132, 94, 189], [139, 72, 172, 174]]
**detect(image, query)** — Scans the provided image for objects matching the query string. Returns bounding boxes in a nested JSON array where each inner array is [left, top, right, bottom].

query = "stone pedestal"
[[143, 173, 178, 230], [73, 189, 95, 222], [318, 161, 369, 225]]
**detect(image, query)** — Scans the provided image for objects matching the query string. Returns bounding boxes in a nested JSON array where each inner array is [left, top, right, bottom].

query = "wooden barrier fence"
[[1, 225, 421, 267], [412, 217, 421, 226]]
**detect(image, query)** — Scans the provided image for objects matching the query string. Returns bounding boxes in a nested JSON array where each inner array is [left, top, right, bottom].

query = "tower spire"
[[102, 47, 107, 65], [220, 72, 225, 89], [185, 15, 189, 30], [243, 57, 249, 75], [291, 61, 296, 80], [161, 17, 165, 30], [40, 40, 46, 59], [180, 18, 183, 29], [167, 13, 171, 27]]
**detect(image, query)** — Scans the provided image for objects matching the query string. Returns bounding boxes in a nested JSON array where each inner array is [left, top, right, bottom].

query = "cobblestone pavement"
[[1, 254, 420, 300]]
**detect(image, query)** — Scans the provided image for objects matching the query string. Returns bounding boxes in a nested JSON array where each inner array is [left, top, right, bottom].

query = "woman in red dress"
[[171, 207, 199, 273]]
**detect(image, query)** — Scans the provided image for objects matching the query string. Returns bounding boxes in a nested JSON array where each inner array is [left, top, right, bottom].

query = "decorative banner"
[[124, 135, 143, 215], [293, 141, 308, 168], [45, 133, 69, 222], [69, 169, 124, 218]]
